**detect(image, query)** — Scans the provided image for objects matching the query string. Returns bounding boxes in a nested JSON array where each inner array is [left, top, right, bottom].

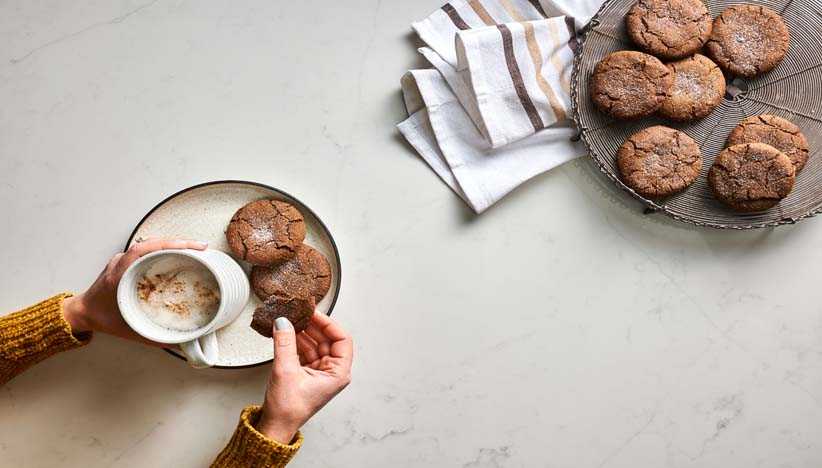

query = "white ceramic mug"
[[117, 249, 249, 368]]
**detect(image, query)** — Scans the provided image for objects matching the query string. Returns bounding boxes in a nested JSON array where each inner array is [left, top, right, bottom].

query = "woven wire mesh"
[[571, 0, 822, 229]]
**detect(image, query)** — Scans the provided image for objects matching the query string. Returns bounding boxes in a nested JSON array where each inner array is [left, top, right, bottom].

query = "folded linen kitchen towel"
[[399, 69, 579, 214], [415, 4, 574, 148], [397, 0, 603, 213]]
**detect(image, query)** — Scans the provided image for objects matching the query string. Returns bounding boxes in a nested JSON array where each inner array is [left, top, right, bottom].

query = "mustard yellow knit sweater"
[[0, 294, 303, 467]]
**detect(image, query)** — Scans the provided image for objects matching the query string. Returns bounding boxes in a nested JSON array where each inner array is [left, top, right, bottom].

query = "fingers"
[[109, 253, 125, 268], [310, 312, 349, 342], [115, 239, 208, 276], [304, 323, 332, 357], [296, 333, 319, 365], [124, 238, 208, 262], [309, 312, 353, 367], [108, 317, 175, 349], [103, 253, 125, 279], [272, 318, 301, 376]]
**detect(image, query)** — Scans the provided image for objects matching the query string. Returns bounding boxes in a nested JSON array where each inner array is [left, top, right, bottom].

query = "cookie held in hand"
[[226, 199, 306, 266], [251, 295, 316, 337]]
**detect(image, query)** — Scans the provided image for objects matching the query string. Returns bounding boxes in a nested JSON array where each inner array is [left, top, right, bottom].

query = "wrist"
[[62, 295, 91, 334], [256, 410, 300, 445]]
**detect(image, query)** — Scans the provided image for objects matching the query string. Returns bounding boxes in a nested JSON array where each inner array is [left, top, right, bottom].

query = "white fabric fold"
[[399, 69, 582, 214], [544, 0, 604, 28]]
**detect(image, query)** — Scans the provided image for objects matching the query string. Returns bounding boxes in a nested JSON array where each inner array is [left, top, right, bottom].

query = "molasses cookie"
[[708, 143, 795, 212], [251, 295, 316, 337], [251, 244, 332, 303], [226, 199, 306, 266], [617, 126, 702, 198], [705, 5, 790, 78], [658, 54, 725, 121], [626, 0, 713, 60], [727, 114, 809, 173], [590, 51, 673, 119]]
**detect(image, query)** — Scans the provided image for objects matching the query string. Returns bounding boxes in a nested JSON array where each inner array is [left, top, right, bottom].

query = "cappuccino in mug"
[[136, 256, 221, 331]]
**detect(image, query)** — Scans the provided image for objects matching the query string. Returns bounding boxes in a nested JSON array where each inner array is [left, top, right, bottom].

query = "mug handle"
[[180, 332, 219, 368]]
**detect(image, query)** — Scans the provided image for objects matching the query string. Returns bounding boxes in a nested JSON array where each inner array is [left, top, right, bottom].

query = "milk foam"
[[136, 256, 221, 331]]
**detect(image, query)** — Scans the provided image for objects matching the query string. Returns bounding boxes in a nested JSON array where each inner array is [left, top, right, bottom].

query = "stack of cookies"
[[710, 115, 808, 212], [589, 0, 808, 212], [225, 199, 332, 336]]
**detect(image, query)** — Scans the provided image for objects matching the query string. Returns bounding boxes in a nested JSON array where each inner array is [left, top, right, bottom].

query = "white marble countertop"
[[1, 1, 821, 467]]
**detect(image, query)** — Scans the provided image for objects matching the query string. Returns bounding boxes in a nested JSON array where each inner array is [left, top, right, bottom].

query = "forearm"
[[0, 294, 92, 386], [3, 294, 304, 467], [212, 406, 303, 468]]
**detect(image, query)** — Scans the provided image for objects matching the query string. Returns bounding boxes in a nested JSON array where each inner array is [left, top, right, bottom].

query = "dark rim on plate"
[[124, 180, 342, 369], [571, 0, 822, 230]]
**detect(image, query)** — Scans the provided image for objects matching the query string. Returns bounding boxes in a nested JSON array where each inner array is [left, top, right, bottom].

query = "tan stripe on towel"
[[521, 22, 567, 121], [545, 19, 570, 94], [497, 2, 567, 122], [499, 0, 526, 21], [468, 0, 496, 25]]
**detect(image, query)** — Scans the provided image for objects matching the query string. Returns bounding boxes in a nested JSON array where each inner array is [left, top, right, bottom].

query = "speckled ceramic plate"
[[125, 181, 341, 369]]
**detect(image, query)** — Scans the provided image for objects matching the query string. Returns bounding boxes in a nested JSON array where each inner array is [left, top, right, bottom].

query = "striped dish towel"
[[397, 0, 603, 213], [455, 18, 575, 147]]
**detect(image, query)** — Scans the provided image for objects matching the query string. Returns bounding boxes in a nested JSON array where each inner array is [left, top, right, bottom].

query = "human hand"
[[256, 312, 353, 444], [62, 238, 208, 346]]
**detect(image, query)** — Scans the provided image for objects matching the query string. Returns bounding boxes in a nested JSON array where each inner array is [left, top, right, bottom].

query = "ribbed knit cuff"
[[212, 405, 303, 468], [0, 293, 92, 361]]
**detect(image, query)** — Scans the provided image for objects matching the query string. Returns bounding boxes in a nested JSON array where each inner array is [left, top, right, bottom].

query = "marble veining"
[[1, 0, 821, 467]]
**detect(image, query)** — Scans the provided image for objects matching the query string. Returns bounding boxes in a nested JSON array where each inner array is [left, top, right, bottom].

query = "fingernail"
[[195, 240, 209, 248], [275, 317, 293, 331]]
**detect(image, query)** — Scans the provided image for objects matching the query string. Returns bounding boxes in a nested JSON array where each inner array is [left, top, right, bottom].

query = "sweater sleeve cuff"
[[212, 405, 303, 468], [0, 293, 92, 361]]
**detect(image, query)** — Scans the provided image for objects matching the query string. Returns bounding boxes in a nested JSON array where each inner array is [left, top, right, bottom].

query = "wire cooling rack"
[[571, 0, 822, 229]]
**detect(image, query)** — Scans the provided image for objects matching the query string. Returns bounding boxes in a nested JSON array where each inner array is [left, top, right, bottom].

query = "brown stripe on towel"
[[565, 16, 579, 52], [522, 21, 567, 121], [468, 0, 496, 25], [499, 0, 564, 120], [527, 0, 547, 16], [497, 24, 544, 131], [442, 3, 470, 30]]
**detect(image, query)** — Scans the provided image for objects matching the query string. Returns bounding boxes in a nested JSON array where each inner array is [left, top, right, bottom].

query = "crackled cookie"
[[251, 295, 316, 337], [590, 51, 673, 119], [226, 199, 306, 266], [706, 5, 790, 78], [626, 0, 713, 60], [727, 114, 809, 173], [658, 54, 725, 121], [708, 143, 795, 212], [617, 126, 702, 198], [251, 245, 331, 303]]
